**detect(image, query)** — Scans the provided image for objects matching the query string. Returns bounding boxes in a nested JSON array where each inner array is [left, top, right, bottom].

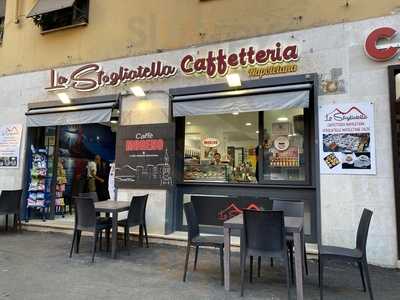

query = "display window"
[[183, 107, 310, 185]]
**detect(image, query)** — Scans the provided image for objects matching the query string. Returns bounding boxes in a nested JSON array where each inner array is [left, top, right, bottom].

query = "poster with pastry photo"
[[319, 102, 376, 175]]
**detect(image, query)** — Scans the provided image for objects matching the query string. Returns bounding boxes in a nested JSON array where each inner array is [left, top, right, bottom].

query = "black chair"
[[182, 202, 224, 284], [272, 200, 309, 280], [117, 194, 149, 250], [0, 190, 23, 232], [69, 197, 111, 263], [241, 210, 291, 298], [319, 208, 373, 300]]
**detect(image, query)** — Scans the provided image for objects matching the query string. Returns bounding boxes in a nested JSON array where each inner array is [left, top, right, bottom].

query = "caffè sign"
[[46, 42, 300, 92]]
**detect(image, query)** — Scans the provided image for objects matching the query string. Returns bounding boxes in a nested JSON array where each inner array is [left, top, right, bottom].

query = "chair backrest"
[[356, 209, 373, 254], [79, 192, 99, 202], [243, 209, 286, 254], [272, 200, 304, 218], [183, 202, 200, 242], [0, 190, 23, 213], [127, 194, 148, 226], [74, 196, 97, 231]]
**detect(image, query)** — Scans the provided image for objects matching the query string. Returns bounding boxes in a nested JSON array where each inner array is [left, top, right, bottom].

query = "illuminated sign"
[[46, 43, 300, 92]]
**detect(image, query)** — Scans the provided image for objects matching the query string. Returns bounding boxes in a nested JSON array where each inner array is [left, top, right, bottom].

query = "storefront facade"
[[0, 14, 399, 267]]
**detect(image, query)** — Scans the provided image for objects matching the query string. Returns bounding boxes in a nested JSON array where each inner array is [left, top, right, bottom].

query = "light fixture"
[[57, 92, 71, 104], [110, 116, 118, 124], [226, 73, 241, 87], [130, 86, 146, 97], [245, 122, 252, 126], [186, 121, 192, 125], [277, 117, 289, 122], [256, 130, 260, 134], [232, 111, 239, 115]]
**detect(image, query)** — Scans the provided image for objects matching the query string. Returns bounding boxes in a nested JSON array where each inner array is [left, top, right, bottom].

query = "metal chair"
[[0, 190, 23, 232], [182, 202, 224, 285], [319, 208, 374, 300], [117, 194, 149, 250], [240, 210, 291, 298], [272, 200, 309, 280], [69, 196, 111, 263]]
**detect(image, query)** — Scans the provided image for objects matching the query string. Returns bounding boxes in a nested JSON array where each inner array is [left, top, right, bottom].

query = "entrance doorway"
[[25, 123, 116, 222], [388, 65, 400, 259]]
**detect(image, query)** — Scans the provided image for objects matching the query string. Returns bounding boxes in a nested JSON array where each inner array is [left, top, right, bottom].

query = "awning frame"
[[27, 0, 76, 18]]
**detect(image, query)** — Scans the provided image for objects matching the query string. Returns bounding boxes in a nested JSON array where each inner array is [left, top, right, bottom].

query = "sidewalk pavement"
[[0, 231, 399, 300]]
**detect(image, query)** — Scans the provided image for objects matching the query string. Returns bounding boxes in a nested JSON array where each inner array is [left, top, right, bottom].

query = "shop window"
[[0, 0, 5, 43], [262, 108, 306, 182], [183, 108, 309, 185], [28, 0, 89, 33], [184, 112, 259, 184]]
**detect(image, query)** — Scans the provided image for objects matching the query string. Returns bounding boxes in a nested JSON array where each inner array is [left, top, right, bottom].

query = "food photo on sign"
[[319, 102, 376, 175]]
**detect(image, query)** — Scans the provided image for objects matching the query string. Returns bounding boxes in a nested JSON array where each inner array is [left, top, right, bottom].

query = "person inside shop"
[[255, 131, 273, 182], [94, 154, 110, 201], [211, 152, 222, 165], [86, 158, 97, 193]]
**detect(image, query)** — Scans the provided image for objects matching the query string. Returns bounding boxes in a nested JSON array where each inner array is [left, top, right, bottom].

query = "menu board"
[[115, 123, 174, 188], [0, 124, 23, 168], [319, 102, 376, 175]]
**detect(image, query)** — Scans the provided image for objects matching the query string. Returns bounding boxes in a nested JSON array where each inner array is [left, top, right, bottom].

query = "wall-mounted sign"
[[181, 43, 299, 78], [202, 137, 220, 148], [365, 27, 400, 61], [115, 123, 174, 188], [46, 42, 300, 92], [319, 102, 376, 175], [273, 136, 290, 151], [47, 62, 178, 92], [0, 124, 23, 168]]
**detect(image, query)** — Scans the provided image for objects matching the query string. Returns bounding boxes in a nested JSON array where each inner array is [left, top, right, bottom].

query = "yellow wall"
[[0, 0, 399, 76]]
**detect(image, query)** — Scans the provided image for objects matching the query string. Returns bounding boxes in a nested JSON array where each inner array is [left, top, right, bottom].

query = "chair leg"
[[139, 225, 144, 248], [219, 246, 224, 286], [304, 244, 309, 276], [284, 253, 291, 300], [69, 229, 77, 258], [124, 225, 128, 247], [99, 231, 103, 251], [5, 214, 8, 232], [240, 253, 246, 297], [91, 231, 98, 263], [249, 256, 253, 283], [257, 256, 261, 278], [193, 246, 199, 271], [270, 257, 274, 267], [106, 228, 110, 252], [362, 259, 374, 300], [182, 243, 191, 282], [18, 214, 23, 232], [289, 245, 294, 284], [319, 256, 324, 300], [76, 231, 81, 254], [143, 222, 149, 248], [358, 261, 366, 292]]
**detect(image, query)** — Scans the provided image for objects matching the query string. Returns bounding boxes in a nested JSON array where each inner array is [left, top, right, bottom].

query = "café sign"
[[46, 42, 300, 92]]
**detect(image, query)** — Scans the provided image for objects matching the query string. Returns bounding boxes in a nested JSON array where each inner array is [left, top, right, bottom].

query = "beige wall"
[[0, 0, 399, 76]]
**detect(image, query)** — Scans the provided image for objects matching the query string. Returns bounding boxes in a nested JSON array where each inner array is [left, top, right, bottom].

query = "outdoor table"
[[223, 214, 305, 300], [94, 200, 130, 259]]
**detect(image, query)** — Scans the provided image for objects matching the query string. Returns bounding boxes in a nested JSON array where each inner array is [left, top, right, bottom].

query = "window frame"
[[178, 90, 313, 187]]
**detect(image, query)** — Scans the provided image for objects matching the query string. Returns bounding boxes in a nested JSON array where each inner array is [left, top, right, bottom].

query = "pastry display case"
[[184, 164, 228, 183]]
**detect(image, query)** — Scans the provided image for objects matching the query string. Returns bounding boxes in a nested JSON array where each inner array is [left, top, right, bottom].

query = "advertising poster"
[[115, 123, 174, 188], [0, 124, 23, 168], [319, 102, 376, 175]]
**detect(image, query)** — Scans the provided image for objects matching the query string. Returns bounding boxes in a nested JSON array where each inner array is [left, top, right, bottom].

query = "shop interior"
[[183, 107, 306, 184], [25, 122, 116, 225]]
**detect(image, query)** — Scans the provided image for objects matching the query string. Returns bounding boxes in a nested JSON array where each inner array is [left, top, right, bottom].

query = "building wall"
[[0, 0, 400, 76], [0, 14, 398, 266]]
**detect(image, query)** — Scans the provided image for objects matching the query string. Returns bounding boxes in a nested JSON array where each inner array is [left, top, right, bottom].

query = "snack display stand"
[[55, 161, 67, 217], [26, 148, 51, 221]]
